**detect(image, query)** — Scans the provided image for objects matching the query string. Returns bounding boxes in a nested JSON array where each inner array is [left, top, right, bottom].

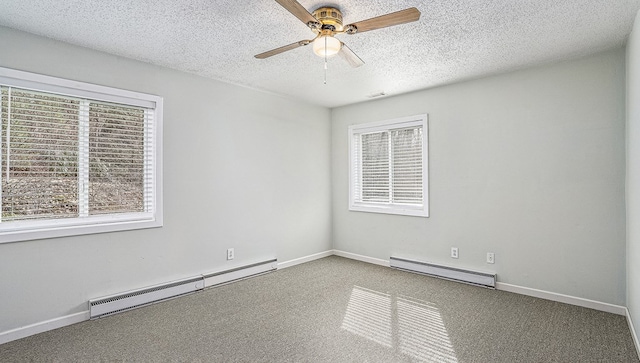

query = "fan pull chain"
[[324, 36, 328, 85], [324, 60, 327, 85]]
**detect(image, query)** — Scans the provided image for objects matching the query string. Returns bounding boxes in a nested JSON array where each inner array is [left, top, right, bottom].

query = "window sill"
[[0, 213, 163, 244], [349, 204, 429, 218]]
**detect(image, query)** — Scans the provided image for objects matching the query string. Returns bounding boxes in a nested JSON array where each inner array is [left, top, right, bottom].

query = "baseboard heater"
[[203, 259, 278, 288], [89, 276, 205, 319], [89, 258, 278, 319], [390, 256, 496, 288]]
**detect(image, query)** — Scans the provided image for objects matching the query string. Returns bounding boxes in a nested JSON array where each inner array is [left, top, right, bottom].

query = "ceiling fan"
[[255, 0, 421, 68]]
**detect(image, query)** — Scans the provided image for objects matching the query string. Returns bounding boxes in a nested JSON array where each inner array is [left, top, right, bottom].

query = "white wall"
[[0, 27, 332, 333], [0, 23, 630, 338], [627, 9, 640, 338], [332, 49, 626, 305]]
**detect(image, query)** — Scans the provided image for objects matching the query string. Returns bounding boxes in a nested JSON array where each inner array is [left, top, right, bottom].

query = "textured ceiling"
[[1, 0, 639, 108]]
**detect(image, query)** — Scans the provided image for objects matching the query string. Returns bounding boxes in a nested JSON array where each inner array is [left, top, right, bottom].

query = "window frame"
[[0, 67, 163, 244], [348, 114, 429, 217]]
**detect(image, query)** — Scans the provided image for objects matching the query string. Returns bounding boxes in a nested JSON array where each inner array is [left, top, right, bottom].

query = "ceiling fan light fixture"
[[312, 35, 342, 58]]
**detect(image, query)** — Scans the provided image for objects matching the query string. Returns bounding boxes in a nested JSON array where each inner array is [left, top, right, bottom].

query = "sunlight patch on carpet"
[[341, 286, 458, 362]]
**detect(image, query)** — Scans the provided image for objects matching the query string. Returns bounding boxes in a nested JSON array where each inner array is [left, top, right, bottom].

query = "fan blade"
[[345, 7, 420, 34], [275, 0, 318, 26], [338, 43, 364, 68], [255, 40, 310, 59]]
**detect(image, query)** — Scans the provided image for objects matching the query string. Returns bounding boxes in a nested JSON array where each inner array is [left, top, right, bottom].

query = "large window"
[[349, 115, 428, 217], [0, 67, 162, 243]]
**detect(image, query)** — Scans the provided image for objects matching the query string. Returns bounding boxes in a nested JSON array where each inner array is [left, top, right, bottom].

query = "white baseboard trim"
[[203, 259, 277, 288], [331, 250, 625, 316], [332, 249, 390, 267], [278, 250, 333, 270], [627, 308, 640, 360], [0, 250, 629, 347], [0, 251, 330, 345], [496, 282, 626, 315], [0, 310, 89, 345]]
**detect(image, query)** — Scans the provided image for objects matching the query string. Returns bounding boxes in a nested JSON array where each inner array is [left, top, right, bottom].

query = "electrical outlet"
[[487, 252, 495, 264], [451, 247, 459, 259], [227, 248, 234, 260]]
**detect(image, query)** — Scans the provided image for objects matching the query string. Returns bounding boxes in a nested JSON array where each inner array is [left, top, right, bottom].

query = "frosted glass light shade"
[[312, 35, 342, 57]]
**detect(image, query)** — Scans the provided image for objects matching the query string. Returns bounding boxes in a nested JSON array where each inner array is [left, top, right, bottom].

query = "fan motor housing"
[[312, 7, 343, 31]]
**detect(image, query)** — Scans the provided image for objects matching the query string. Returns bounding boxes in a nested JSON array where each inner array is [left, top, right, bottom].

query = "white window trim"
[[348, 114, 429, 217], [0, 67, 163, 244]]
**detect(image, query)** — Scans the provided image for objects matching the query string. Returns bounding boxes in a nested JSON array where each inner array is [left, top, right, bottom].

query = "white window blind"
[[0, 66, 163, 243], [349, 115, 428, 217], [1, 87, 153, 222], [358, 131, 390, 203], [391, 127, 423, 204], [87, 101, 151, 215], [1, 88, 81, 221]]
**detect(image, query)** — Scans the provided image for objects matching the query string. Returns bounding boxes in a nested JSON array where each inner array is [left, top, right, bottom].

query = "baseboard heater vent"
[[203, 259, 278, 288], [390, 256, 496, 288], [89, 276, 205, 319], [89, 259, 277, 318]]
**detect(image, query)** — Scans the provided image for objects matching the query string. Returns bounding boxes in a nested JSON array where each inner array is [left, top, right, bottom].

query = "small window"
[[0, 67, 163, 243], [349, 114, 428, 217]]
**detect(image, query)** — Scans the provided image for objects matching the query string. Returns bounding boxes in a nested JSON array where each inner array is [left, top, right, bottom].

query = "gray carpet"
[[1, 256, 638, 362]]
